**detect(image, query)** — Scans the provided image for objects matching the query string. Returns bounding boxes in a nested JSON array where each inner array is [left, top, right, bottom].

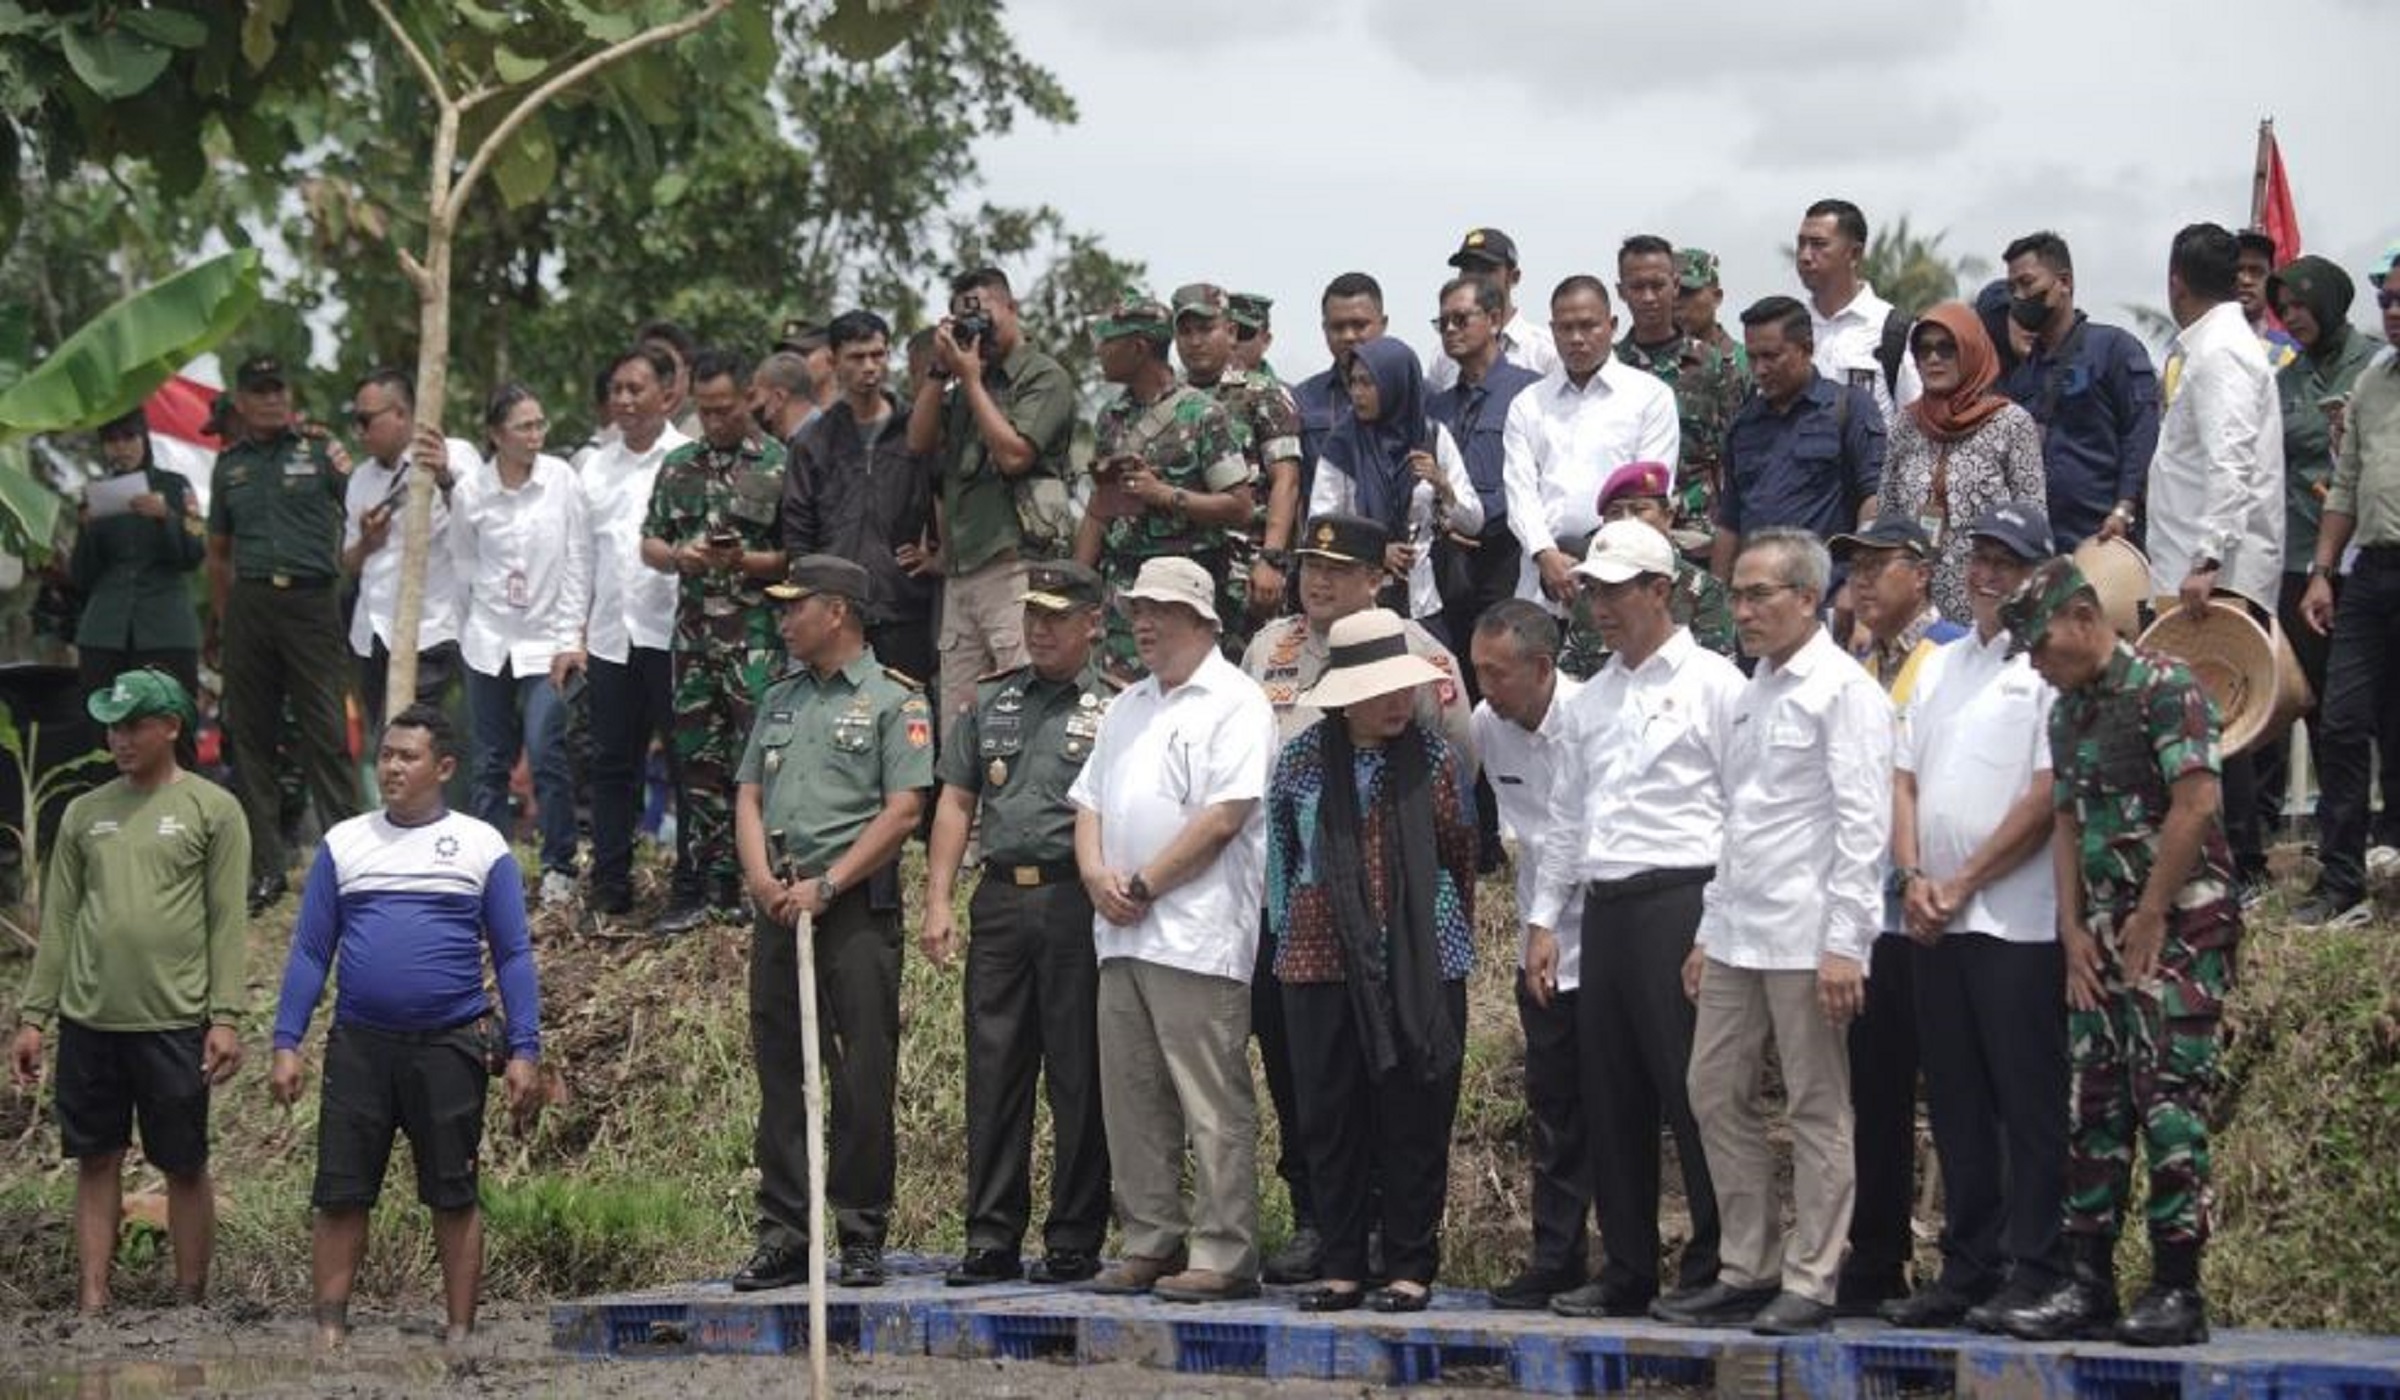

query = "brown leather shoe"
[[1153, 1268, 1263, 1303], [1089, 1251, 1187, 1295]]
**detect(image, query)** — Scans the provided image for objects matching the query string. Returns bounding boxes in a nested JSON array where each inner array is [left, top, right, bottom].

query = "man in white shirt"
[[2147, 222, 2285, 896], [1523, 521, 1744, 1321], [1502, 276, 1680, 607], [340, 368, 470, 726], [1466, 599, 1588, 1311], [1426, 227, 1561, 393], [1882, 502, 2068, 1331], [1795, 199, 1923, 424], [566, 346, 692, 916], [1068, 557, 1277, 1305], [1664, 526, 1892, 1336]]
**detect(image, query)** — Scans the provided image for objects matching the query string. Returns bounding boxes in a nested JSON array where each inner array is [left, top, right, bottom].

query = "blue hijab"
[[1320, 336, 1432, 539]]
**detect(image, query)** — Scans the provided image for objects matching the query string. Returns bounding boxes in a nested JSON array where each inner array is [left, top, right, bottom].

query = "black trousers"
[[1842, 935, 1919, 1297], [358, 636, 463, 730], [1914, 932, 2068, 1295], [961, 878, 1110, 1254], [588, 646, 688, 901], [749, 889, 901, 1251], [2251, 572, 2329, 843], [1577, 870, 1718, 1298], [1515, 982, 1589, 1277], [222, 579, 359, 881], [2315, 550, 2400, 904], [1283, 980, 1467, 1285], [1251, 920, 1314, 1229]]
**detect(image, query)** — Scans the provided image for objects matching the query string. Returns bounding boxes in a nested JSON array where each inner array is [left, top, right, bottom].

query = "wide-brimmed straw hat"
[[2137, 599, 2286, 756], [1295, 609, 1443, 710], [2070, 536, 2149, 641]]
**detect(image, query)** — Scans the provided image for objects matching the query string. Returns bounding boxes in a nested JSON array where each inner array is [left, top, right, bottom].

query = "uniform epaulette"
[[977, 663, 1029, 684], [769, 663, 811, 686], [882, 665, 926, 691]]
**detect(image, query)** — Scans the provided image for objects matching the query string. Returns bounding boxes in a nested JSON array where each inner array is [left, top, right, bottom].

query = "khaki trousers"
[[1687, 959, 1855, 1302], [937, 556, 1029, 722], [1096, 958, 1259, 1277]]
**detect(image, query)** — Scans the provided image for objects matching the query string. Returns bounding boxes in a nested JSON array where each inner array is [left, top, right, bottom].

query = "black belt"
[[336, 1015, 483, 1045], [237, 573, 334, 590], [2356, 544, 2400, 563], [983, 858, 1079, 888], [1587, 865, 1715, 899]]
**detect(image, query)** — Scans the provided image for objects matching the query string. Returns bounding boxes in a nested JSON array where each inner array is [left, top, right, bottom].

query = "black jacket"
[[780, 396, 938, 626]]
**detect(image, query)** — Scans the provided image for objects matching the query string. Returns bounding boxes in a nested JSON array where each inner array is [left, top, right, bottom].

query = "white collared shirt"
[[1534, 629, 1743, 938], [1501, 357, 1681, 598], [1425, 314, 1562, 394], [342, 440, 476, 655], [1067, 648, 1277, 983], [2148, 299, 2285, 608], [1699, 625, 1893, 970], [1810, 281, 1924, 426], [450, 452, 591, 679], [1898, 626, 2058, 944], [577, 423, 690, 663], [1307, 420, 1484, 620], [1472, 676, 1586, 985]]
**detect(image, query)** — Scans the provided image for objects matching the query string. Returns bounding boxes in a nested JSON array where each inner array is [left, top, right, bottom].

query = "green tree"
[[1857, 216, 1993, 318]]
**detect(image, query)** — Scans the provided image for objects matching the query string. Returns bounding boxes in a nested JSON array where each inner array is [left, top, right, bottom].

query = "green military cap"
[[1021, 560, 1105, 612], [1999, 557, 2097, 658], [234, 353, 288, 390], [1675, 248, 1722, 291], [766, 552, 870, 602], [1172, 283, 1230, 322], [1094, 294, 1172, 340], [1227, 292, 1273, 330], [88, 668, 196, 730]]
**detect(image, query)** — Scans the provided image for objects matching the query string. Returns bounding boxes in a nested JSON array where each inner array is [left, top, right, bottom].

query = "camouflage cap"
[[1227, 292, 1273, 330], [1998, 557, 2096, 658], [1093, 294, 1172, 341], [1675, 248, 1722, 291], [1020, 560, 1104, 612], [1171, 283, 1230, 322]]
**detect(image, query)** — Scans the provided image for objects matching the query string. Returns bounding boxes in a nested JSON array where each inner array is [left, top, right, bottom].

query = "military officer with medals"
[[730, 554, 934, 1292], [921, 560, 1116, 1287], [1236, 510, 1474, 1282]]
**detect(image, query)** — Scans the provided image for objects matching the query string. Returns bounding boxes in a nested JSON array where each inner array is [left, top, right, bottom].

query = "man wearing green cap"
[[1176, 282, 1305, 624], [1076, 294, 1255, 680], [1674, 248, 1747, 374], [1228, 293, 1278, 381], [12, 670, 249, 1314], [1993, 558, 2236, 1348], [1617, 237, 1746, 552]]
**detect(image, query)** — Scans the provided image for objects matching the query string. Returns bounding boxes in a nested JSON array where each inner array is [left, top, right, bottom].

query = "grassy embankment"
[[1, 851, 2396, 1330]]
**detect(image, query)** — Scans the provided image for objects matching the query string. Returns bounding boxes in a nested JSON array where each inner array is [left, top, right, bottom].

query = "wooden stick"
[[795, 904, 829, 1399], [2249, 117, 2274, 230]]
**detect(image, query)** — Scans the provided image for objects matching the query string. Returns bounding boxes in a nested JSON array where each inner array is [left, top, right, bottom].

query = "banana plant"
[[0, 706, 111, 934]]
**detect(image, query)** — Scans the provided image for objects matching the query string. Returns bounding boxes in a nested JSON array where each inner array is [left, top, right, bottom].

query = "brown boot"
[[1089, 1250, 1188, 1295]]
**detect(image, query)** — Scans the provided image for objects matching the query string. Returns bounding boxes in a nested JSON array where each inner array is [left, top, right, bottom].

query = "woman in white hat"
[[1264, 608, 1479, 1313]]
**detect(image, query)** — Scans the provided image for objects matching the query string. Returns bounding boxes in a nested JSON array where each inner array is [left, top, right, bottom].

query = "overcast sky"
[[974, 0, 2396, 367]]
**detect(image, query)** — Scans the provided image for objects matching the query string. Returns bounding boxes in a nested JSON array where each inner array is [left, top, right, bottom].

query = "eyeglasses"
[[2380, 290, 2400, 310], [350, 404, 400, 430], [1728, 582, 1802, 606], [1847, 552, 1920, 580], [1913, 339, 1960, 364], [1431, 310, 1485, 331]]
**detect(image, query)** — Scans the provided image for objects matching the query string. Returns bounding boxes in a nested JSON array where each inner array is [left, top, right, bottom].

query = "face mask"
[[2008, 294, 2054, 332]]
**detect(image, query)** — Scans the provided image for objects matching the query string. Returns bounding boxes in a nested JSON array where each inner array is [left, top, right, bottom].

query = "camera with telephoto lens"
[[951, 293, 992, 353]]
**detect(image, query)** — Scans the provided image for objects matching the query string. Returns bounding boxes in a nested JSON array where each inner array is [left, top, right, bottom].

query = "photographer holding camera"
[[907, 267, 1079, 723]]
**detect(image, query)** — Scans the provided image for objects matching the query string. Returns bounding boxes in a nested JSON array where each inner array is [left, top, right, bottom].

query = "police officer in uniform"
[[922, 560, 1115, 1287], [731, 554, 934, 1292], [204, 353, 361, 913], [1238, 511, 1474, 1282]]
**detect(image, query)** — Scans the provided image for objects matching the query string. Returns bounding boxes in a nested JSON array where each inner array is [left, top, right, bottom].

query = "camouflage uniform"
[[642, 432, 789, 897], [1557, 558, 1737, 681], [2045, 639, 2240, 1247], [1090, 386, 1251, 681], [1197, 367, 1302, 614], [1616, 331, 1746, 551]]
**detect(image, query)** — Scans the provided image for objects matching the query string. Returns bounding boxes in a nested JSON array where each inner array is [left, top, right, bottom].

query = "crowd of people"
[[15, 198, 2400, 1350]]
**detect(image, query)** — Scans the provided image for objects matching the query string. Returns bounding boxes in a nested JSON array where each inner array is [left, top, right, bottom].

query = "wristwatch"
[[2308, 560, 2334, 579], [1260, 549, 1293, 572], [816, 875, 840, 907], [1126, 872, 1153, 903]]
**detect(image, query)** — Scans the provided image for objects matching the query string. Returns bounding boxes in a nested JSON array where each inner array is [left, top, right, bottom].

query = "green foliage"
[[0, 710, 112, 908], [1857, 216, 1993, 319]]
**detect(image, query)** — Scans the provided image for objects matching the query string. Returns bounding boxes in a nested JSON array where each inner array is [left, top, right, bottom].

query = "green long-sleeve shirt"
[[19, 774, 251, 1032]]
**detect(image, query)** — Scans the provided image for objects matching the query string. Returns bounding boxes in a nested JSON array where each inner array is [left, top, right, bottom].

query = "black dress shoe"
[[837, 1244, 886, 1287], [945, 1247, 1022, 1286], [1296, 1285, 1363, 1313], [1650, 1280, 1779, 1328], [247, 872, 288, 916], [730, 1244, 808, 1292], [653, 900, 711, 937], [1835, 1273, 1908, 1318], [1880, 1284, 1980, 1329], [1965, 1277, 2047, 1333], [1549, 1280, 1653, 1319], [1999, 1270, 2118, 1341], [2114, 1285, 2209, 1347], [1029, 1249, 1100, 1284], [1261, 1226, 1323, 1285], [1491, 1266, 1582, 1311], [1750, 1291, 1834, 1336], [1366, 1284, 1430, 1314]]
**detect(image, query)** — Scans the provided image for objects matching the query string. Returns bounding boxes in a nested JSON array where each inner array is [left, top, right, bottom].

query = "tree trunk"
[[382, 106, 460, 713]]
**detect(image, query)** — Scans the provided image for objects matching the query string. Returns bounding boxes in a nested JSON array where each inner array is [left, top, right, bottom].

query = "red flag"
[[2252, 121, 2301, 266]]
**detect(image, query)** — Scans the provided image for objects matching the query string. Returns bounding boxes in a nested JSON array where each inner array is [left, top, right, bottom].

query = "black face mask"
[[2008, 293, 2055, 332]]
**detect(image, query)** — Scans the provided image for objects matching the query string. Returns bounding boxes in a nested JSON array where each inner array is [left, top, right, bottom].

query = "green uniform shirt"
[[1093, 385, 1251, 569], [2278, 330, 2384, 565], [1558, 558, 1737, 680], [20, 774, 250, 1032], [2049, 642, 2237, 938], [1195, 368, 1302, 545], [640, 432, 788, 653], [1617, 331, 1747, 535], [2327, 353, 2400, 547], [934, 343, 1078, 574], [71, 467, 206, 650], [205, 430, 345, 581], [936, 660, 1116, 865], [737, 649, 935, 874]]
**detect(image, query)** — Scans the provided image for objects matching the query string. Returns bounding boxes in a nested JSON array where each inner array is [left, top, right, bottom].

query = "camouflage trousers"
[[1097, 549, 1241, 685], [2063, 935, 2233, 1246], [672, 642, 777, 894]]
